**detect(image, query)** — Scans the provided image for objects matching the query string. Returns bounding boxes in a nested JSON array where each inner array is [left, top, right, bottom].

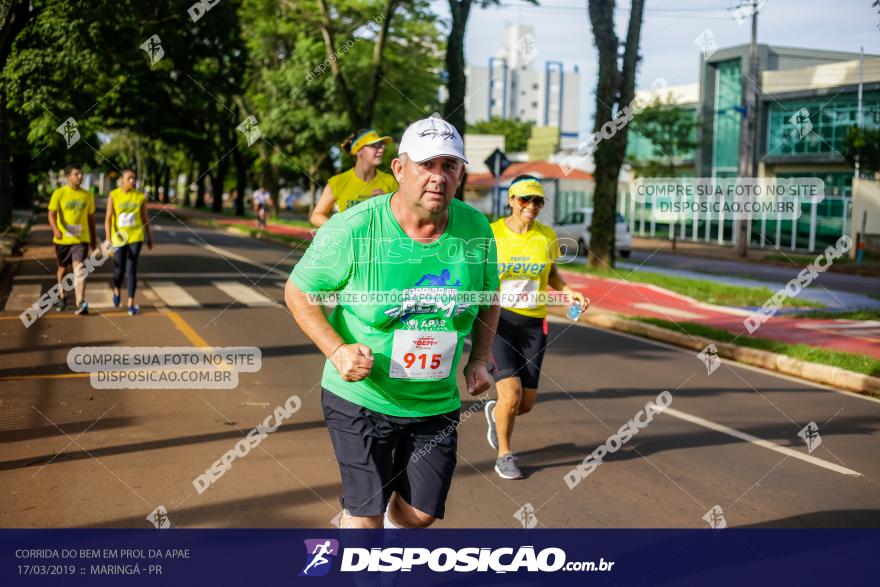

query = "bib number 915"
[[390, 330, 456, 380], [403, 353, 442, 370]]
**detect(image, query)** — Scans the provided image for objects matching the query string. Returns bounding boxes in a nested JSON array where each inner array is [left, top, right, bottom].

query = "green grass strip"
[[562, 264, 824, 309], [634, 317, 880, 377]]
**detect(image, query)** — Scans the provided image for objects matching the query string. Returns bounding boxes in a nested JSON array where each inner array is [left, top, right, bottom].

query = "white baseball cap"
[[398, 116, 468, 164]]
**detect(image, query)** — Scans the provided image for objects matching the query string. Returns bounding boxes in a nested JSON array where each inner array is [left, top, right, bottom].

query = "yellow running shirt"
[[491, 218, 561, 319], [328, 168, 398, 212], [108, 188, 146, 246], [48, 185, 95, 245]]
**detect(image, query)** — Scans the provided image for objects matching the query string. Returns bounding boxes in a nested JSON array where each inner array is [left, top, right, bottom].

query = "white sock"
[[383, 507, 399, 529]]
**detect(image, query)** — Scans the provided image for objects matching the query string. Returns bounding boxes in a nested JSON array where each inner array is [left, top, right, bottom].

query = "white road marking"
[[5, 284, 42, 312], [87, 282, 117, 310], [187, 238, 288, 278], [661, 407, 861, 476], [147, 281, 201, 308], [212, 281, 278, 307]]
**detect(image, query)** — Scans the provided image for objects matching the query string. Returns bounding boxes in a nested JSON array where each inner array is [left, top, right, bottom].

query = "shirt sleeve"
[[48, 189, 61, 212], [482, 224, 500, 308], [290, 214, 354, 293], [87, 191, 96, 215]]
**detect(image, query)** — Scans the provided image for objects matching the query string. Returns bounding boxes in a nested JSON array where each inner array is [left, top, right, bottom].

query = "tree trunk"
[[587, 0, 645, 269], [184, 160, 194, 207], [233, 146, 246, 217], [11, 154, 30, 208], [444, 0, 471, 139], [195, 163, 206, 209], [211, 156, 229, 213], [161, 165, 171, 203], [0, 88, 11, 228]]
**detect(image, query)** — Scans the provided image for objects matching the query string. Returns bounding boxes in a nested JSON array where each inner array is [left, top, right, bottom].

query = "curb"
[[570, 310, 880, 396]]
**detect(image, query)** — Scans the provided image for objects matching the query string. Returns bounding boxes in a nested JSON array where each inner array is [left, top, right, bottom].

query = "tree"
[[844, 126, 880, 178], [627, 96, 698, 177], [241, 0, 442, 208], [468, 118, 533, 152], [0, 1, 36, 226], [443, 1, 536, 137], [587, 0, 645, 268]]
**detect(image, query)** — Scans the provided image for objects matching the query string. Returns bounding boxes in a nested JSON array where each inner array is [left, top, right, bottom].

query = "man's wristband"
[[328, 342, 345, 360]]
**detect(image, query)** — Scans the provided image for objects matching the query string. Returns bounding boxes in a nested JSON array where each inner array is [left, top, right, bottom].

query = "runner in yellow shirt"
[[484, 175, 589, 480], [104, 170, 153, 315], [47, 165, 96, 315], [309, 129, 398, 226]]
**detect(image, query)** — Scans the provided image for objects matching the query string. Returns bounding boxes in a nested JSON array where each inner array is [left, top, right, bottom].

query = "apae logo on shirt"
[[384, 269, 469, 322]]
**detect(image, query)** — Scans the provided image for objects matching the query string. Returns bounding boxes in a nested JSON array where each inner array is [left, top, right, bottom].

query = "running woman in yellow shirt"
[[485, 175, 589, 479], [104, 170, 153, 315], [309, 129, 398, 227]]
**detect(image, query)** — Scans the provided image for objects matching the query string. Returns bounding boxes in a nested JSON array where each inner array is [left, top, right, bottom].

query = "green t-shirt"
[[290, 193, 499, 417]]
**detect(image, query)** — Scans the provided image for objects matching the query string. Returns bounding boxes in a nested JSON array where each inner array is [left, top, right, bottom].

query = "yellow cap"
[[351, 129, 392, 154], [509, 178, 544, 199]]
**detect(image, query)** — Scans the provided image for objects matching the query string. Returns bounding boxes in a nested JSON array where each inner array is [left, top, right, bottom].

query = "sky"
[[430, 0, 879, 136]]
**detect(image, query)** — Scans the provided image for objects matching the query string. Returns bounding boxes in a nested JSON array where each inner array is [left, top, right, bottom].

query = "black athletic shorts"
[[54, 243, 88, 267], [490, 308, 548, 389], [321, 389, 459, 519]]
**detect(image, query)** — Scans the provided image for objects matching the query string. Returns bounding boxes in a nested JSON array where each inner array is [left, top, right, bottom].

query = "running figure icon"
[[302, 540, 336, 575]]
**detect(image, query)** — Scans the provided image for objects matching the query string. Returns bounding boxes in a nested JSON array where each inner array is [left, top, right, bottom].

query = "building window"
[[765, 92, 880, 158]]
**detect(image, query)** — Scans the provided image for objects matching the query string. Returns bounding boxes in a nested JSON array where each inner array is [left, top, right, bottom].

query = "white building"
[[465, 25, 581, 150]]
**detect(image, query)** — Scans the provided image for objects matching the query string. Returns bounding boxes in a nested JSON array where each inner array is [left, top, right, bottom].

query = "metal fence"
[[618, 191, 852, 253]]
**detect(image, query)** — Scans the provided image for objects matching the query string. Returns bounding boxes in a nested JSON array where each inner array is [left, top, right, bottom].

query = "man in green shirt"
[[286, 116, 500, 530]]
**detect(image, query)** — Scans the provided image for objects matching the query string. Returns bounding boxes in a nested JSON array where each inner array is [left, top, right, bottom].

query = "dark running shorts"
[[490, 308, 548, 389], [321, 388, 459, 519], [54, 243, 88, 267]]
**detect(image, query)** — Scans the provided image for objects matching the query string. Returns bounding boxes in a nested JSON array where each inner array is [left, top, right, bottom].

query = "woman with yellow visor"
[[485, 175, 589, 480], [310, 129, 399, 227]]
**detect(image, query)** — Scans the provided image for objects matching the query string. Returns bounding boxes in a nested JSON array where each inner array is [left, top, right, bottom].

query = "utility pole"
[[735, 0, 760, 257]]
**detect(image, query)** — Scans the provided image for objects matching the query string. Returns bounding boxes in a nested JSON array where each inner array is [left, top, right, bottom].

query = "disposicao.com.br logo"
[[299, 538, 614, 575]]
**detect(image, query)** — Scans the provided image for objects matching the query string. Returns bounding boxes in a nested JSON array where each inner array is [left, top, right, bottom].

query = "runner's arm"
[[140, 200, 153, 248], [284, 280, 345, 357], [549, 264, 588, 309], [48, 210, 62, 240], [284, 279, 373, 381], [469, 305, 500, 366], [309, 185, 335, 227], [104, 194, 114, 243], [463, 305, 499, 395], [88, 213, 97, 250]]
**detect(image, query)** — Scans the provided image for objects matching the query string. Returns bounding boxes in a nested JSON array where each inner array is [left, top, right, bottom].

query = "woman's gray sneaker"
[[494, 453, 522, 479]]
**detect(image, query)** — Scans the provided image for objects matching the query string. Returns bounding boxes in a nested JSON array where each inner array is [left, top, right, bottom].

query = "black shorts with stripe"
[[490, 308, 548, 389]]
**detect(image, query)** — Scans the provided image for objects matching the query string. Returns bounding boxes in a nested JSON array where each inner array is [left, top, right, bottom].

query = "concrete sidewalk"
[[630, 238, 880, 292]]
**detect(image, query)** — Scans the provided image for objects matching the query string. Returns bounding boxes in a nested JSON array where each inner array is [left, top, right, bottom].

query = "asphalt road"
[[1, 209, 879, 529]]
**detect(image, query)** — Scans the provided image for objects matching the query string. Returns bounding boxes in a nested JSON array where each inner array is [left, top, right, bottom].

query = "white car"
[[554, 207, 632, 258]]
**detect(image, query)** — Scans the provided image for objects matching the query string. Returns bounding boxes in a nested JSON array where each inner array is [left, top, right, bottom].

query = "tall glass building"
[[625, 44, 880, 252]]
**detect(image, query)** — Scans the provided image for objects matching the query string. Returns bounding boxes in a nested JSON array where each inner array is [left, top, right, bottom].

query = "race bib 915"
[[389, 330, 456, 380]]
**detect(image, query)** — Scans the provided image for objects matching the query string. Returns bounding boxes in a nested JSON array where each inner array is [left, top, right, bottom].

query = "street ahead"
[[1, 210, 879, 529]]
